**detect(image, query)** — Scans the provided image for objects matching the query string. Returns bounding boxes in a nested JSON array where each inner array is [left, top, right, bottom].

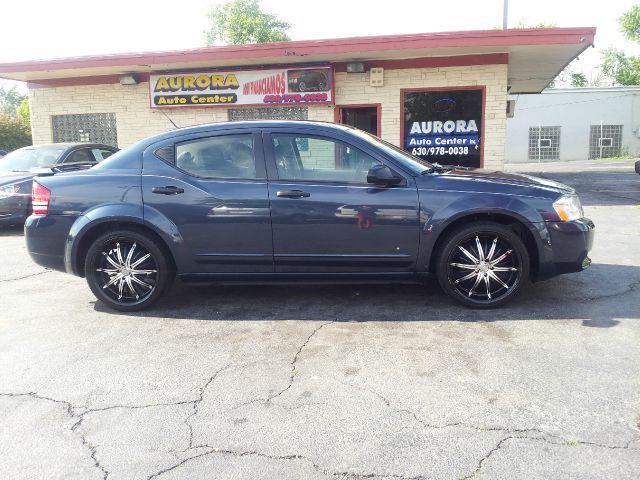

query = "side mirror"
[[367, 164, 402, 186]]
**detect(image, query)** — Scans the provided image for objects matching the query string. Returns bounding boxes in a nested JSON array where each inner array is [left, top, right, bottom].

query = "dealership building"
[[0, 28, 595, 169]]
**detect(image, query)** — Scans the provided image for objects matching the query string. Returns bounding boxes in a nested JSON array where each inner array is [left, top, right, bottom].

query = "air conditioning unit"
[[506, 99, 516, 118]]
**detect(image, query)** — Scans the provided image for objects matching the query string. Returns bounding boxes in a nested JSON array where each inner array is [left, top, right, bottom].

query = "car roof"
[[141, 120, 355, 146], [26, 143, 116, 149]]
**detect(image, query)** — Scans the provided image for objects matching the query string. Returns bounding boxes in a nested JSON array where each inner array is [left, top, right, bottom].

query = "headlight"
[[0, 184, 19, 200], [552, 194, 583, 221]]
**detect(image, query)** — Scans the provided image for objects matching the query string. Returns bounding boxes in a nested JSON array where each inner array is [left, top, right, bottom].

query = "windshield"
[[351, 129, 433, 174], [0, 146, 66, 172]]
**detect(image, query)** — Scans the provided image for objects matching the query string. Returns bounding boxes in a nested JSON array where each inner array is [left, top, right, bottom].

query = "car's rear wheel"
[[436, 222, 530, 308], [85, 230, 173, 311]]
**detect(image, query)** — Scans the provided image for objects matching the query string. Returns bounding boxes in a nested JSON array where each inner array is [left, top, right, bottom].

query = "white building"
[[506, 86, 640, 162]]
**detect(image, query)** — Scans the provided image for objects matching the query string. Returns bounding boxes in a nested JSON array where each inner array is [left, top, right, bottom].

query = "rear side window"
[[174, 134, 257, 179]]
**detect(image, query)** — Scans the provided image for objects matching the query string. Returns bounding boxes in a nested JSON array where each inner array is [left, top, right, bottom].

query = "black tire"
[[435, 222, 530, 308], [85, 230, 174, 312]]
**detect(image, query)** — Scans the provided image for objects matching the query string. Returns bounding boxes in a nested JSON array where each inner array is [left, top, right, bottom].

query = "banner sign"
[[402, 88, 484, 168], [150, 66, 333, 108]]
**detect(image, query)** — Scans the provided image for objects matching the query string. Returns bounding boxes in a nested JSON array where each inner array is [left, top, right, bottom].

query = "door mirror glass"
[[367, 164, 402, 185]]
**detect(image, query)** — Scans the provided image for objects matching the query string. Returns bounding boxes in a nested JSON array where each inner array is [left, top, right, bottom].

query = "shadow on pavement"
[[95, 263, 640, 328], [0, 225, 24, 237]]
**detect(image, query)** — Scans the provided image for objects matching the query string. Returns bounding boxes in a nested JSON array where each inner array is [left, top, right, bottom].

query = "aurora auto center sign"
[[402, 88, 484, 168], [150, 66, 332, 108]]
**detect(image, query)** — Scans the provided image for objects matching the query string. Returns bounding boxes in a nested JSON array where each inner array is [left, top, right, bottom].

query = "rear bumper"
[[536, 217, 595, 281], [24, 214, 77, 272]]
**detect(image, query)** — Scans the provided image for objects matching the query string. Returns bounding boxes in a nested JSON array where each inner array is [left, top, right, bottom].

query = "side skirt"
[[179, 272, 429, 285]]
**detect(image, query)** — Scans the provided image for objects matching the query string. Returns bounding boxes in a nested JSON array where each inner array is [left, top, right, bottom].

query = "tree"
[[16, 98, 30, 125], [619, 4, 640, 42], [205, 0, 291, 45], [0, 114, 32, 152], [600, 5, 640, 86], [0, 84, 27, 116], [601, 47, 640, 85]]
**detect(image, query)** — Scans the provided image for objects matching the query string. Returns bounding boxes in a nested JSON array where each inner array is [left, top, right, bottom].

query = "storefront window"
[[402, 88, 484, 168]]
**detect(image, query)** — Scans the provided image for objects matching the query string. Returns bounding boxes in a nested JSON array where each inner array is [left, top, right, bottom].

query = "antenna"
[[159, 109, 179, 129]]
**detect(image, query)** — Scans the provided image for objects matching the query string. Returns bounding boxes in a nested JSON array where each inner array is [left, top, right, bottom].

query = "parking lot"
[[1, 160, 639, 480]]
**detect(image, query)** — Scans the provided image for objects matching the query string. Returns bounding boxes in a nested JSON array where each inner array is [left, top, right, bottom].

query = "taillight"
[[32, 180, 50, 215]]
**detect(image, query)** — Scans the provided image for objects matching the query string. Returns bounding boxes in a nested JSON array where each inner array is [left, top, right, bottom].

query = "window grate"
[[528, 126, 560, 161], [52, 113, 118, 147], [589, 125, 622, 159], [228, 106, 308, 121]]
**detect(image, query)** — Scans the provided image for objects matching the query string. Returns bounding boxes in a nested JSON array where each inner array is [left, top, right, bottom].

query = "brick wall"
[[29, 63, 507, 169]]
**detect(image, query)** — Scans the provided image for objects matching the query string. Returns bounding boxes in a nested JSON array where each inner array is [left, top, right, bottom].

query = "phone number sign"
[[150, 66, 333, 108], [402, 88, 484, 168]]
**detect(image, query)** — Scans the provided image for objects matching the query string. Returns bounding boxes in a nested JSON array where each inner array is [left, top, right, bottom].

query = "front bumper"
[[536, 217, 595, 281]]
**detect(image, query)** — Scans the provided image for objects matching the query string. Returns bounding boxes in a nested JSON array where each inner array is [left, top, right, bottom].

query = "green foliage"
[[569, 72, 589, 87], [0, 84, 27, 116], [514, 19, 557, 28], [619, 4, 640, 42], [601, 47, 640, 85], [205, 0, 291, 45], [16, 98, 30, 125], [0, 114, 32, 152]]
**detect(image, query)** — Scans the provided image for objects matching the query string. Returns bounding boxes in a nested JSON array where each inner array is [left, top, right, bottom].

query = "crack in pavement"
[[0, 392, 109, 479], [0, 270, 50, 283], [341, 382, 639, 479], [148, 444, 427, 480], [183, 364, 232, 449], [230, 320, 335, 410], [585, 279, 640, 301], [0, 368, 236, 480]]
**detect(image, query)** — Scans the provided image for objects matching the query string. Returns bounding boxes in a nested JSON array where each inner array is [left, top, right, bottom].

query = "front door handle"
[[152, 186, 185, 195], [276, 190, 310, 199]]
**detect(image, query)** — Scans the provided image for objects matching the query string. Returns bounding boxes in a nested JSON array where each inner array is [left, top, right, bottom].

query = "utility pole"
[[503, 0, 509, 29]]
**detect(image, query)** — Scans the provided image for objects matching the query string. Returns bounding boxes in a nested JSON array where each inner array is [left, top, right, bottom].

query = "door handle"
[[152, 186, 185, 195], [276, 190, 311, 199]]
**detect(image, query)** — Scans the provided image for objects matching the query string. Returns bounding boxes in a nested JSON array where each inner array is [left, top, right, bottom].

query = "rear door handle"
[[152, 186, 184, 195], [276, 190, 311, 199]]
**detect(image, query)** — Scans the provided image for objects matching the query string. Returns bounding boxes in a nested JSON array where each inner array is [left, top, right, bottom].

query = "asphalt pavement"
[[0, 159, 639, 479]]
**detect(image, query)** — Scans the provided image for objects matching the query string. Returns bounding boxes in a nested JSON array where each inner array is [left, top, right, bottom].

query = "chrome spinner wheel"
[[95, 239, 158, 303]]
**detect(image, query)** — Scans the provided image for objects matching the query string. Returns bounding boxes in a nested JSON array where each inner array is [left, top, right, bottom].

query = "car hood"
[[425, 166, 575, 195]]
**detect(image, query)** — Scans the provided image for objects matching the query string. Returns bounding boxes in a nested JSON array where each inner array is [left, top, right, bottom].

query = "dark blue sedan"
[[0, 143, 117, 225], [24, 121, 594, 311]]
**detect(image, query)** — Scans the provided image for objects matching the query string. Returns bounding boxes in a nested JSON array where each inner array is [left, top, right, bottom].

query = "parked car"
[[24, 121, 594, 311], [288, 70, 329, 92], [635, 159, 640, 175], [0, 143, 117, 225]]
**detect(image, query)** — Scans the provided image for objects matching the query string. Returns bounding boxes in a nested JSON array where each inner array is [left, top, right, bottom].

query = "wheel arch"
[[65, 208, 180, 277], [427, 210, 543, 280]]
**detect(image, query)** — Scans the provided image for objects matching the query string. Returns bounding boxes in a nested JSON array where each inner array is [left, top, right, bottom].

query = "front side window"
[[175, 134, 257, 179], [271, 134, 381, 183]]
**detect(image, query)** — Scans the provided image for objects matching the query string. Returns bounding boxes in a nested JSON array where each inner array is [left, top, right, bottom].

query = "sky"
[[1, 0, 638, 92]]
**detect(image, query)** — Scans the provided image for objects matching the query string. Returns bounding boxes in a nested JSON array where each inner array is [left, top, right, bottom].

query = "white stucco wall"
[[506, 87, 640, 162]]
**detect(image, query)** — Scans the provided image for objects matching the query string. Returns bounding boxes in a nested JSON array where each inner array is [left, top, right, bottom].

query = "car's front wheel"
[[436, 222, 530, 308], [85, 230, 173, 311]]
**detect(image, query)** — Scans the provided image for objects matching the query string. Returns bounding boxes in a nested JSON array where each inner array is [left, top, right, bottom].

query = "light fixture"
[[119, 74, 138, 85], [346, 62, 365, 73]]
